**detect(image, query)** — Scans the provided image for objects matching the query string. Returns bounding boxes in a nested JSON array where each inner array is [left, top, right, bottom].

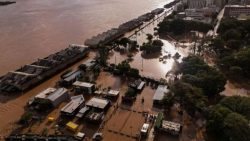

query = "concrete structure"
[[34, 87, 69, 107], [61, 95, 85, 116], [224, 5, 250, 18], [86, 97, 110, 110], [73, 81, 95, 94], [153, 85, 169, 105]]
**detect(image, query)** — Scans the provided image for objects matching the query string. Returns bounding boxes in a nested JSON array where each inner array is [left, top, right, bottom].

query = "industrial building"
[[61, 95, 85, 116], [34, 87, 69, 107]]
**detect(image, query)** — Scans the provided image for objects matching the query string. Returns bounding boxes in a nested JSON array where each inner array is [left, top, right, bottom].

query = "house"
[[34, 87, 69, 107], [73, 81, 95, 94], [61, 95, 85, 116], [153, 85, 169, 105]]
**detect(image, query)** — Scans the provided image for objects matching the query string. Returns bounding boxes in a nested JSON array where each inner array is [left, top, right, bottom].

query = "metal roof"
[[86, 97, 109, 109], [153, 85, 169, 101], [61, 95, 84, 114], [73, 81, 94, 88]]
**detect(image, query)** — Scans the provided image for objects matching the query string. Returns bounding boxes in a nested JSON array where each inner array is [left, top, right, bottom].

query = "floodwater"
[[0, 0, 171, 76], [108, 14, 190, 79]]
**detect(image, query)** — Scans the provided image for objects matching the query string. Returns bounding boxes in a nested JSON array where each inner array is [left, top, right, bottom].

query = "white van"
[[141, 123, 150, 137]]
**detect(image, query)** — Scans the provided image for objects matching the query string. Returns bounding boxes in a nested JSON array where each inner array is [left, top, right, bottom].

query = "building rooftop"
[[153, 85, 169, 101], [73, 81, 94, 88], [61, 95, 84, 114], [225, 4, 250, 7], [63, 70, 82, 82], [76, 106, 90, 118], [35, 88, 57, 99], [162, 120, 181, 132], [86, 97, 109, 109], [107, 90, 120, 97]]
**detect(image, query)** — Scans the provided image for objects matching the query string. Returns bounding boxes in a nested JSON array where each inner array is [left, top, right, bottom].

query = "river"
[[0, 0, 170, 76]]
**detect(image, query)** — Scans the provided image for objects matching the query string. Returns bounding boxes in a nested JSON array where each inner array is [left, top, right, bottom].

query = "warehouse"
[[34, 87, 69, 107]]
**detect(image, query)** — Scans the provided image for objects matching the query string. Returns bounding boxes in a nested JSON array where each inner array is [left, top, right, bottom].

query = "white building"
[[153, 85, 169, 105], [34, 87, 69, 107], [73, 81, 95, 94]]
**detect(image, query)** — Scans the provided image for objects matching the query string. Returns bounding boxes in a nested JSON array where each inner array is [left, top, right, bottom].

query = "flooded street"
[[0, 0, 170, 76], [108, 14, 190, 79]]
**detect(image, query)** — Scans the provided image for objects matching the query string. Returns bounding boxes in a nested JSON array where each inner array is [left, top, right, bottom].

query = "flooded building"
[[85, 97, 110, 123], [5, 134, 79, 141], [0, 45, 89, 94], [153, 85, 169, 105], [59, 70, 83, 87], [34, 87, 69, 107], [73, 81, 95, 94], [61, 95, 85, 116]]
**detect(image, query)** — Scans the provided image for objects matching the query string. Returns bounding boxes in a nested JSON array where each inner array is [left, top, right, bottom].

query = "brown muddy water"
[[0, 0, 171, 76]]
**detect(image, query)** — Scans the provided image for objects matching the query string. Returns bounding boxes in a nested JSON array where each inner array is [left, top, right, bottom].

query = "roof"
[[35, 88, 57, 99], [73, 81, 94, 88], [61, 95, 84, 114], [107, 90, 120, 96], [153, 85, 169, 101], [63, 70, 82, 82], [47, 88, 68, 102], [35, 88, 68, 102], [66, 121, 79, 131], [137, 81, 145, 90], [141, 123, 150, 133], [82, 59, 96, 68], [162, 120, 181, 132], [86, 97, 109, 109], [76, 132, 85, 139], [76, 106, 90, 118]]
